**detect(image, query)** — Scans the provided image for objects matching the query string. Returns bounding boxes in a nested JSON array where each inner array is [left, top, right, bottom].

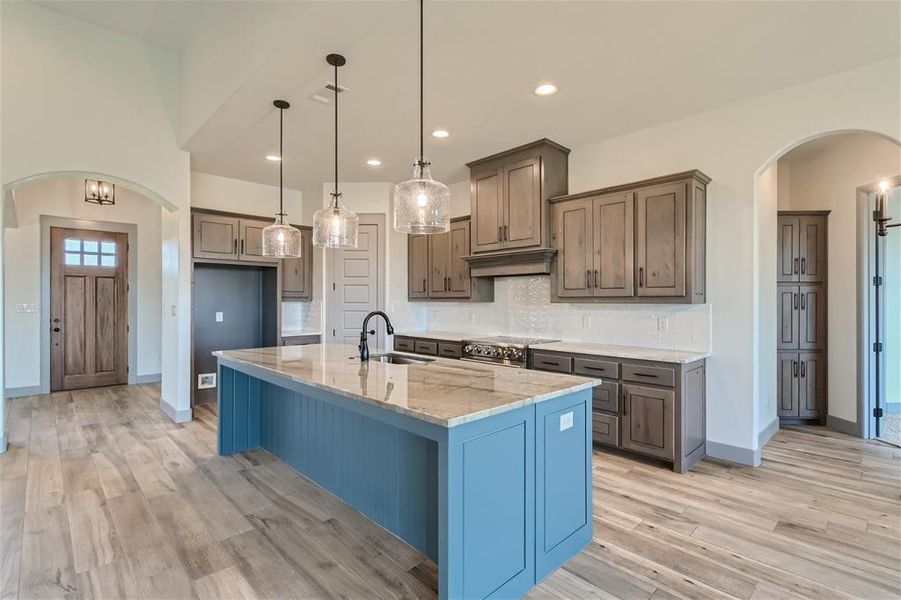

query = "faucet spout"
[[359, 311, 394, 361]]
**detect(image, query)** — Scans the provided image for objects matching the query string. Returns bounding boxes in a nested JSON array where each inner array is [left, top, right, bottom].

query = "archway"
[[754, 130, 901, 447]]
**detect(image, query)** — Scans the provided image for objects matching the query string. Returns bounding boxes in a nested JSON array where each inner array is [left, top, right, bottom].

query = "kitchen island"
[[214, 344, 598, 600]]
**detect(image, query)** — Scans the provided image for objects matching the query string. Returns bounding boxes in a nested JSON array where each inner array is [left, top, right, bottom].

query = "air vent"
[[308, 82, 349, 104], [325, 81, 349, 94]]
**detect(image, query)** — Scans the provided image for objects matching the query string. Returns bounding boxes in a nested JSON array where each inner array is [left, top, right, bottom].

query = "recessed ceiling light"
[[431, 129, 449, 139], [265, 154, 281, 161], [534, 83, 558, 96], [366, 159, 382, 167]]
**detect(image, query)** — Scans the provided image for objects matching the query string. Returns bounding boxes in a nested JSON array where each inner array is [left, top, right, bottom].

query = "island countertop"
[[214, 343, 598, 427]]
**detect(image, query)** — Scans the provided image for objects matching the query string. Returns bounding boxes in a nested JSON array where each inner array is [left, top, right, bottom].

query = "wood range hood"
[[462, 138, 570, 278]]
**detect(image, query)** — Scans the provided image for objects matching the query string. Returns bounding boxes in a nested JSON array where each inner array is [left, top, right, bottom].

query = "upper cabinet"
[[238, 218, 278, 263], [465, 139, 570, 277], [550, 170, 709, 304], [192, 210, 277, 264], [280, 227, 313, 300], [408, 217, 493, 302], [777, 214, 827, 283]]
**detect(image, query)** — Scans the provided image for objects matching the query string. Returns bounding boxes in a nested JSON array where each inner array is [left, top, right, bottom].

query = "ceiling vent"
[[309, 82, 349, 104]]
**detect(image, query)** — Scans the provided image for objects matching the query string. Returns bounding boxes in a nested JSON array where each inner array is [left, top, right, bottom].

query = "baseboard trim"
[[826, 414, 861, 437], [4, 385, 43, 398], [160, 397, 192, 423], [0, 435, 6, 454], [757, 417, 780, 450], [136, 373, 162, 384], [706, 440, 760, 467]]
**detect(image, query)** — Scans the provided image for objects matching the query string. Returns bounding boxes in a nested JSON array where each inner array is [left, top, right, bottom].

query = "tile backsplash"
[[424, 276, 711, 352], [282, 300, 322, 333]]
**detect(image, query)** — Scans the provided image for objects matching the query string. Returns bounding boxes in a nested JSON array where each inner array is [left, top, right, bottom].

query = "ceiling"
[[34, 1, 901, 188]]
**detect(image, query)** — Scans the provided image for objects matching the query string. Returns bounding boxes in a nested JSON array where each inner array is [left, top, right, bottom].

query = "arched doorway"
[[754, 130, 901, 446]]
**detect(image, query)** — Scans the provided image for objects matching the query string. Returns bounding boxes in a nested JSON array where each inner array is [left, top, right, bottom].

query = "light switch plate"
[[215, 312, 224, 322], [560, 411, 574, 432], [16, 303, 38, 313]]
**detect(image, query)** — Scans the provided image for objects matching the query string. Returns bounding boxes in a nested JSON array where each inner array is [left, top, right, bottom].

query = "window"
[[63, 238, 117, 267]]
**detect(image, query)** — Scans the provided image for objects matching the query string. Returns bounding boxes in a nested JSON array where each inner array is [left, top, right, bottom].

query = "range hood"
[[462, 138, 570, 279]]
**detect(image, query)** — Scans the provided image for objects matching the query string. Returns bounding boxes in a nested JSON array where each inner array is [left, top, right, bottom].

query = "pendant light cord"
[[419, 0, 424, 163], [334, 59, 339, 207], [278, 106, 285, 217]]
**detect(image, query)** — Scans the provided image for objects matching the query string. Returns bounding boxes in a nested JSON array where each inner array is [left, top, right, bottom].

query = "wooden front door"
[[50, 227, 128, 391]]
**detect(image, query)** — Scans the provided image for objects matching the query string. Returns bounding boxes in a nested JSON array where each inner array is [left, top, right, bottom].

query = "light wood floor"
[[1, 385, 899, 599]]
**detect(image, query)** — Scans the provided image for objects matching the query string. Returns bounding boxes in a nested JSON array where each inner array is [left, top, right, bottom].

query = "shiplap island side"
[[214, 343, 598, 600]]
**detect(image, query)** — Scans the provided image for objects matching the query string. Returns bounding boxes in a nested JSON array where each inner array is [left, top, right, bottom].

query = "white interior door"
[[326, 217, 385, 349]]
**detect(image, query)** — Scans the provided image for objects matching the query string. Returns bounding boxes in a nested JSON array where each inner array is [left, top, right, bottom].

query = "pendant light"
[[262, 100, 303, 258], [393, 0, 450, 234], [313, 54, 359, 249]]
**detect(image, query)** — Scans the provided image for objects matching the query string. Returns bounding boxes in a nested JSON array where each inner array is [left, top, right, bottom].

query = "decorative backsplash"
[[424, 275, 712, 352], [282, 300, 322, 333]]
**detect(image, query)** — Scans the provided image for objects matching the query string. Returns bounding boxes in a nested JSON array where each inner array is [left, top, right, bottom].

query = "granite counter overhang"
[[214, 344, 599, 428], [394, 332, 710, 364]]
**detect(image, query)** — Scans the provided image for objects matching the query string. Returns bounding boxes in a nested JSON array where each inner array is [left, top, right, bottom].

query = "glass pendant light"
[[313, 54, 359, 249], [393, 0, 450, 234], [262, 100, 303, 258]]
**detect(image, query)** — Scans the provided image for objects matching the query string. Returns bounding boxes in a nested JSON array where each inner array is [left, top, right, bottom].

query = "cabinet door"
[[471, 170, 504, 253], [408, 234, 430, 299], [239, 219, 278, 263], [593, 192, 635, 298], [552, 199, 594, 298], [635, 183, 686, 297], [447, 220, 472, 298], [798, 352, 825, 418], [777, 354, 800, 417], [799, 284, 826, 350], [503, 157, 542, 249], [429, 232, 450, 298], [621, 384, 674, 460], [799, 216, 827, 283], [777, 285, 800, 350], [193, 213, 239, 260], [281, 230, 312, 299], [777, 216, 800, 283]]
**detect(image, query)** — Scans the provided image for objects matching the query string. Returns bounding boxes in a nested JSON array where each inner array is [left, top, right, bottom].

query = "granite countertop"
[[395, 331, 710, 364], [214, 344, 598, 428]]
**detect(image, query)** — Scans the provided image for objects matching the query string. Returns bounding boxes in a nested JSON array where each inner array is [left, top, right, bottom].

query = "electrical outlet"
[[582, 315, 591, 328], [215, 311, 224, 323], [560, 411, 574, 432], [657, 317, 669, 333], [197, 373, 217, 389]]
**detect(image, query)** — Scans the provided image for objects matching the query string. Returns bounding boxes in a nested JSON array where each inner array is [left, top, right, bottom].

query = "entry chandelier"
[[313, 53, 359, 249], [393, 0, 450, 234], [84, 179, 115, 205], [262, 100, 303, 258]]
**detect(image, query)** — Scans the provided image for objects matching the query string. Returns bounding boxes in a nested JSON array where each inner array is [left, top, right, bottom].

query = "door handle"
[[793, 293, 798, 309], [52, 327, 60, 333], [793, 257, 799, 274], [801, 257, 806, 274], [793, 360, 798, 377], [800, 361, 806, 378]]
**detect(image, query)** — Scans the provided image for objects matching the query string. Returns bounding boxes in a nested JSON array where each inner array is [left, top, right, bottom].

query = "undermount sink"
[[367, 353, 434, 365]]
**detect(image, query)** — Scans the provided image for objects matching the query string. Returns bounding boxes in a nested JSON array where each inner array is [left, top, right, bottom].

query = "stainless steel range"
[[462, 335, 560, 368]]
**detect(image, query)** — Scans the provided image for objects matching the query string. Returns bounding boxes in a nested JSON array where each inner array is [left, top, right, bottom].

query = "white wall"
[[1, 2, 193, 432], [756, 163, 779, 434], [777, 133, 901, 424], [426, 59, 900, 464], [4, 178, 162, 389], [190, 171, 302, 219]]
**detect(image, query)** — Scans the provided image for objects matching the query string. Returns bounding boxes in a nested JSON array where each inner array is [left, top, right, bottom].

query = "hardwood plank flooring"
[[1, 386, 898, 599]]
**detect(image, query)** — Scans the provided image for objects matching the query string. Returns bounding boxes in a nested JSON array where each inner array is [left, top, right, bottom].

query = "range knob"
[[463, 345, 473, 353]]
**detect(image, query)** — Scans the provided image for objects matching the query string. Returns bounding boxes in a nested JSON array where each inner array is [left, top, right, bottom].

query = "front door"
[[50, 227, 128, 391], [327, 217, 384, 348]]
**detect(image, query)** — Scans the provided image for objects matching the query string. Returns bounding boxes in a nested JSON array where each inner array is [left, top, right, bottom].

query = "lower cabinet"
[[621, 384, 674, 461], [777, 351, 826, 419]]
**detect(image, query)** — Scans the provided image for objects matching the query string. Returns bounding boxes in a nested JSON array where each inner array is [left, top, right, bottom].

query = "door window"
[[64, 238, 117, 267]]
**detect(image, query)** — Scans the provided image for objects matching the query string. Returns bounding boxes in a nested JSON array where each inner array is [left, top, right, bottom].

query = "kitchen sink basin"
[[367, 353, 434, 365]]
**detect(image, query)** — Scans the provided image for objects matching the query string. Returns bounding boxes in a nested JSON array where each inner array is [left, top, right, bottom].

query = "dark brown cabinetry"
[[280, 227, 313, 300], [465, 139, 570, 276], [550, 170, 709, 304], [776, 211, 828, 421], [407, 217, 493, 301]]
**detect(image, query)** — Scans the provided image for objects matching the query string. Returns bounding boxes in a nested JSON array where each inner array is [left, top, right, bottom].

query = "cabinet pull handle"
[[793, 293, 798, 309], [639, 267, 644, 287], [233, 238, 237, 254], [241, 239, 245, 255], [801, 293, 806, 311], [793, 360, 798, 377], [498, 226, 503, 242], [793, 257, 799, 274], [586, 269, 591, 289], [594, 269, 599, 288], [623, 390, 629, 415], [422, 278, 426, 291], [801, 257, 806, 274], [503, 225, 508, 241], [800, 361, 806, 378], [632, 372, 658, 379]]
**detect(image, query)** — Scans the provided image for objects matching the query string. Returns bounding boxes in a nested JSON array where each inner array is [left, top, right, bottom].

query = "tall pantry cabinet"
[[776, 211, 828, 421]]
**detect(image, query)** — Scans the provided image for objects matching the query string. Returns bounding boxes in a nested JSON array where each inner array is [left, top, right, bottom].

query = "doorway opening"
[[49, 226, 128, 390]]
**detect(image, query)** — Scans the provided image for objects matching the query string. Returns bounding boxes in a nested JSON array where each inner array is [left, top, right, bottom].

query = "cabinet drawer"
[[592, 382, 620, 413], [394, 337, 415, 352], [622, 363, 675, 387], [592, 412, 619, 446], [414, 340, 438, 356], [574, 357, 619, 379], [531, 352, 572, 373], [438, 342, 463, 359]]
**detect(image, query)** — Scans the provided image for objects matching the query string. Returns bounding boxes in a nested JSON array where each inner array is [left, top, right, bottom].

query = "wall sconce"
[[85, 179, 115, 205]]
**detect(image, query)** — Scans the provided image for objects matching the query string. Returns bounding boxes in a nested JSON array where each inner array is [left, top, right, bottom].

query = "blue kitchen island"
[[215, 344, 597, 600]]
